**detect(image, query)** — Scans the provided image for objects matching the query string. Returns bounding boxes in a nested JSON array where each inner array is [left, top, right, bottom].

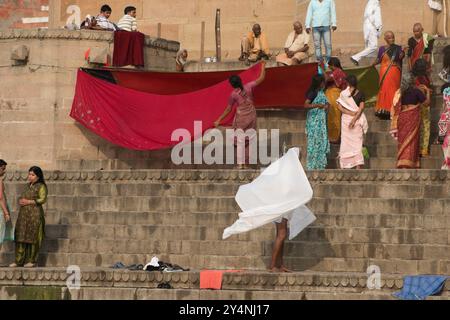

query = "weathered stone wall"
[[48, 0, 450, 60], [0, 29, 179, 170], [0, 0, 49, 29]]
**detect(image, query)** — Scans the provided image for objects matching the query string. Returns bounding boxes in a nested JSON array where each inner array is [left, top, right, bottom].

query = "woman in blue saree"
[[304, 75, 330, 170]]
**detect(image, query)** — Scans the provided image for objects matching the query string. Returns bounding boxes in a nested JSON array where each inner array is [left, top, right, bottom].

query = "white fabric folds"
[[222, 148, 316, 240]]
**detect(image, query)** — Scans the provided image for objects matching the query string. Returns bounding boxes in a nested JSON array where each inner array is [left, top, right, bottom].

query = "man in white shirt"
[[305, 0, 337, 65], [351, 0, 383, 66], [276, 21, 310, 66], [117, 6, 138, 32], [96, 4, 117, 31]]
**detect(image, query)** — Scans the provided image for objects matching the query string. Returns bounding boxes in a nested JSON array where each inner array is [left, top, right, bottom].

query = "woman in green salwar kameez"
[[9, 166, 47, 268]]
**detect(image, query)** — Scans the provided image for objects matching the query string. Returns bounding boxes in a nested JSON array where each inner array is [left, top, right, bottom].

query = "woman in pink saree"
[[215, 61, 266, 169], [439, 85, 450, 169], [336, 75, 369, 169]]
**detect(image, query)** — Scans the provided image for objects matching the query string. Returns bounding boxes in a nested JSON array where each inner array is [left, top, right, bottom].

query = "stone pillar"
[[48, 0, 62, 29]]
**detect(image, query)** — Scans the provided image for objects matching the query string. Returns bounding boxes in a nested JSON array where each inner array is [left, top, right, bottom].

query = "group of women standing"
[[0, 164, 48, 268], [304, 57, 368, 170], [303, 38, 450, 171]]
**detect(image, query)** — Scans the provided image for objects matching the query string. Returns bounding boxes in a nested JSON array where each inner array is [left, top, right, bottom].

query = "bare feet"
[[268, 267, 280, 273], [24, 263, 35, 268], [8, 263, 17, 268], [279, 266, 293, 273]]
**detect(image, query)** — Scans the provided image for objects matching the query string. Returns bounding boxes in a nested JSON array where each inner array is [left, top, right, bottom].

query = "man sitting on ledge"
[[239, 24, 271, 64], [96, 4, 117, 31], [276, 21, 310, 66], [117, 6, 138, 32]]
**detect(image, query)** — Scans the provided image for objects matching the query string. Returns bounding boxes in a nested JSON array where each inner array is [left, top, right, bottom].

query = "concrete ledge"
[[3, 169, 450, 183], [0, 29, 180, 53], [0, 268, 448, 300], [0, 268, 406, 291]]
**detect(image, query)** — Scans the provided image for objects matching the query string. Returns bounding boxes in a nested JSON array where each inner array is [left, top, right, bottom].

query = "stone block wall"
[[0, 0, 49, 29], [0, 29, 179, 170]]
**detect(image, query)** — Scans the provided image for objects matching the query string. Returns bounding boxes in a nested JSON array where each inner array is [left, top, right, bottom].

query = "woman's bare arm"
[[214, 105, 232, 127], [337, 102, 356, 116], [0, 180, 10, 219], [354, 101, 365, 120]]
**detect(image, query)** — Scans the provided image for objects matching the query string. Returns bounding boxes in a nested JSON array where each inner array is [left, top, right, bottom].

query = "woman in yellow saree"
[[325, 57, 347, 143]]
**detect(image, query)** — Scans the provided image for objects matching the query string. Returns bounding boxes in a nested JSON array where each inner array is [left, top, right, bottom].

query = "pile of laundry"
[[111, 256, 190, 272]]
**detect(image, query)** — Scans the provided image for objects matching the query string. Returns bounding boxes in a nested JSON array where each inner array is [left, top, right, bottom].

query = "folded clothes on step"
[[111, 257, 189, 272]]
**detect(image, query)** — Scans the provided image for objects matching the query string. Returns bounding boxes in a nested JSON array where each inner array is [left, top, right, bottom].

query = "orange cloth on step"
[[200, 270, 242, 290]]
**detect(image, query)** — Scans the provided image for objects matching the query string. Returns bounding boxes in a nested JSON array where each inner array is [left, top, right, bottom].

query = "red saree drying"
[[110, 63, 318, 108], [70, 62, 377, 151], [70, 66, 262, 150]]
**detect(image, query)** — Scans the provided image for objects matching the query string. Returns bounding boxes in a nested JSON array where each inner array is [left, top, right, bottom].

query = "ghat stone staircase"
[[56, 103, 445, 171], [0, 169, 449, 299], [1, 39, 449, 300]]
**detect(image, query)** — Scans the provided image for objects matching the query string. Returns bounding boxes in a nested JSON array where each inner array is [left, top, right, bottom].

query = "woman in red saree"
[[390, 76, 430, 169], [373, 31, 405, 120], [325, 57, 347, 143], [215, 61, 266, 169]]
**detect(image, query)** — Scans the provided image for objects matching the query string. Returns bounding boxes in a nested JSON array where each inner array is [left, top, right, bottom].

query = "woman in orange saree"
[[390, 78, 430, 169], [374, 31, 405, 120]]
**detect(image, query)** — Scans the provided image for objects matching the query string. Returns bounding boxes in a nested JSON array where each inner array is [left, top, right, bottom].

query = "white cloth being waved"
[[222, 148, 316, 240], [352, 0, 382, 62]]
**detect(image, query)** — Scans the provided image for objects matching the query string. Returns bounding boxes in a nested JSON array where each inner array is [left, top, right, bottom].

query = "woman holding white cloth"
[[336, 75, 369, 169]]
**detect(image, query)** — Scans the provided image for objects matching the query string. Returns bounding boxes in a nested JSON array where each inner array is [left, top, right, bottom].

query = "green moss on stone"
[[3, 286, 71, 300]]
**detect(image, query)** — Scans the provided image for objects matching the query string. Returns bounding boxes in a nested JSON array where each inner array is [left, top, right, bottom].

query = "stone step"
[[40, 211, 447, 230], [17, 179, 447, 199], [257, 117, 392, 132], [255, 99, 443, 122], [40, 196, 449, 214], [1, 238, 263, 256], [4, 268, 448, 300], [327, 157, 444, 170], [1, 249, 449, 274], [5, 169, 449, 184], [3, 225, 448, 258], [55, 155, 444, 170]]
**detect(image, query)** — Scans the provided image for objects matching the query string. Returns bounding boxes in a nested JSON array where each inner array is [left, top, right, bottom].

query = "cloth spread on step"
[[393, 275, 448, 300], [222, 148, 316, 240], [200, 270, 242, 290]]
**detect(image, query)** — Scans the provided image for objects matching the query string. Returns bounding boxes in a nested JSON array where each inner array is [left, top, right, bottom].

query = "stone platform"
[[0, 268, 448, 300]]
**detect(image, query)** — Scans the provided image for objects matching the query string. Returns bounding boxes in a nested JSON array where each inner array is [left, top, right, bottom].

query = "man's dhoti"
[[241, 37, 265, 62], [276, 52, 309, 65]]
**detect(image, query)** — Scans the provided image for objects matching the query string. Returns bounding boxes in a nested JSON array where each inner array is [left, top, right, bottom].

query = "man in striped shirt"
[[118, 6, 138, 32]]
